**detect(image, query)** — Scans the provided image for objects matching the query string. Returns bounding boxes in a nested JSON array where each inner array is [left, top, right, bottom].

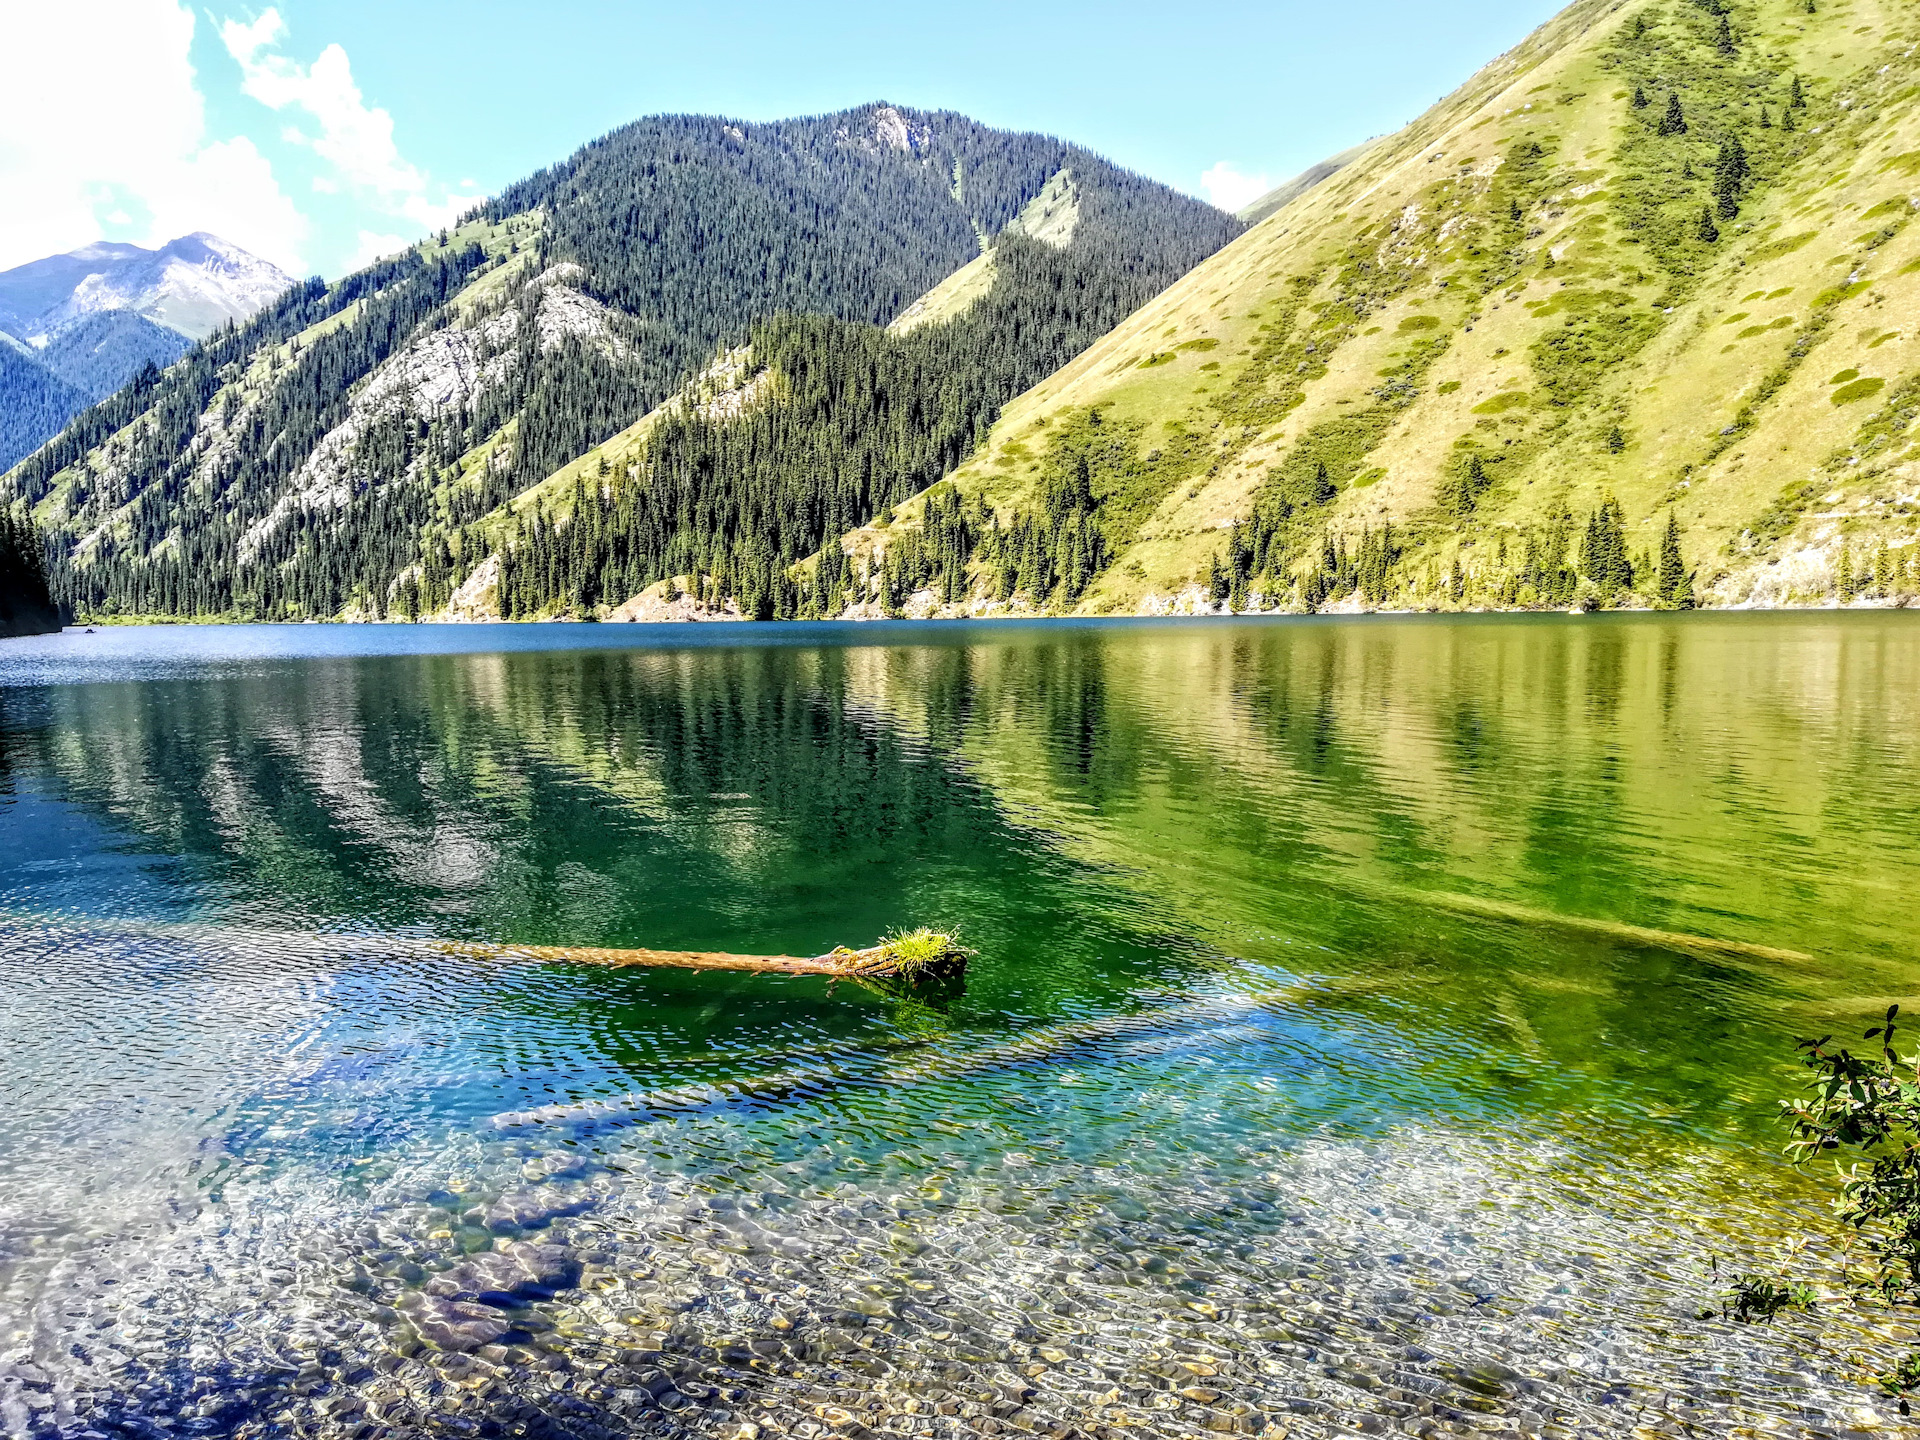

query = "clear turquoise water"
[[1, 613, 1917, 1438]]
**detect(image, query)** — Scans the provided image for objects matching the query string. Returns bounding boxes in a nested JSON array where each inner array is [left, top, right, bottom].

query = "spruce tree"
[[1632, 84, 1649, 109], [1606, 424, 1627, 454], [1713, 134, 1749, 219], [1310, 460, 1336, 506], [1467, 453, 1489, 505], [1789, 75, 1806, 108], [1656, 512, 1689, 605], [1714, 14, 1736, 55], [1782, 107, 1796, 133], [1581, 495, 1633, 601], [1697, 205, 1721, 243], [1660, 93, 1689, 135]]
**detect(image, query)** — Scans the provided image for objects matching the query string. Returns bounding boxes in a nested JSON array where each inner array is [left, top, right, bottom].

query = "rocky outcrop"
[[437, 554, 503, 622], [607, 578, 743, 623], [242, 275, 629, 559]]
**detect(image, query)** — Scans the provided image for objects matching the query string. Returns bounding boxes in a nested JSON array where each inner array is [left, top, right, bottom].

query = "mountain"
[[0, 234, 293, 344], [0, 314, 192, 473], [1236, 142, 1373, 226], [847, 0, 1920, 616], [0, 341, 87, 477], [4, 104, 1238, 621], [36, 312, 193, 402], [0, 236, 280, 473]]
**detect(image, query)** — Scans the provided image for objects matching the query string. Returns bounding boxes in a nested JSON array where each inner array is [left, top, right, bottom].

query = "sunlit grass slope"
[[910, 0, 1920, 612]]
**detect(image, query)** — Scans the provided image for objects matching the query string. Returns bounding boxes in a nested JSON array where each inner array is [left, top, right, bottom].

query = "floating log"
[[436, 931, 970, 981]]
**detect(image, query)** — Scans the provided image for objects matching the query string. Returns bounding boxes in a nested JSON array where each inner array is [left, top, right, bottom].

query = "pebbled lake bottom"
[[1, 612, 1916, 1439]]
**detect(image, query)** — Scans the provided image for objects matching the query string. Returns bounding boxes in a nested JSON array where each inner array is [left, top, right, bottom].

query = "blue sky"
[[4, 0, 1566, 279]]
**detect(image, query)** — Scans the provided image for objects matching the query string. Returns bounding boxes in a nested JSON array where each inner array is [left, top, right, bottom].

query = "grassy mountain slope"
[[867, 0, 1920, 615], [4, 104, 1234, 622]]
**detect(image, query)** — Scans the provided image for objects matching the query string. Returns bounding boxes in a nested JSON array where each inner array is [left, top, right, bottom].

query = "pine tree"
[[1606, 424, 1627, 454], [1656, 511, 1693, 606], [1581, 494, 1634, 602], [1789, 75, 1806, 109], [1310, 460, 1335, 505], [1759, 106, 1772, 129], [1660, 93, 1689, 135], [1227, 522, 1252, 611], [1714, 14, 1736, 55], [1782, 107, 1796, 133], [1632, 84, 1650, 109], [1697, 205, 1721, 243], [1206, 552, 1229, 606], [1440, 453, 1492, 517], [1713, 134, 1749, 218]]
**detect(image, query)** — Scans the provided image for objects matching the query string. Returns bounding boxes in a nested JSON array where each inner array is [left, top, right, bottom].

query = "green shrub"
[[1832, 377, 1887, 404]]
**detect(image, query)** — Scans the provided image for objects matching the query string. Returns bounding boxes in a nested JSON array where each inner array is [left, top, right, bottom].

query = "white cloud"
[[0, 0, 307, 272], [347, 231, 412, 271], [222, 12, 424, 196], [222, 10, 480, 239], [1200, 162, 1274, 215]]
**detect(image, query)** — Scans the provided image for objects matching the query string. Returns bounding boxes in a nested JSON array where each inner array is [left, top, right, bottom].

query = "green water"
[[0, 612, 1915, 1437]]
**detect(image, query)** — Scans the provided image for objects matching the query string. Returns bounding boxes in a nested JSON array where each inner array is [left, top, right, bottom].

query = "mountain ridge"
[[0, 232, 293, 344], [0, 233, 288, 474], [836, 0, 1920, 618], [5, 104, 1238, 622]]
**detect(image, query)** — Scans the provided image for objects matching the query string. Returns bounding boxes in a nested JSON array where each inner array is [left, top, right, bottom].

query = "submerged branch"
[[437, 929, 971, 981]]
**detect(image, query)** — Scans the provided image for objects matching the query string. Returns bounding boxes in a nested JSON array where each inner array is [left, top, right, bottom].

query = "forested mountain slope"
[[856, 0, 1920, 616], [3, 104, 1236, 621], [0, 344, 88, 479], [0, 316, 194, 473], [0, 510, 60, 638], [0, 238, 281, 473]]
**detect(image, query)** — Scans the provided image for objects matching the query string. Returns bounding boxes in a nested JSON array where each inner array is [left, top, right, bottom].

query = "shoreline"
[[47, 594, 1920, 629]]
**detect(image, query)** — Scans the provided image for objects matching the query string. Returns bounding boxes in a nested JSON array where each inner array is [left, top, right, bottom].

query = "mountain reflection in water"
[[0, 612, 1915, 1438]]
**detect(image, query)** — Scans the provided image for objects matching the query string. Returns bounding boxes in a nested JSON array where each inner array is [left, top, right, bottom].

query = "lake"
[[1, 612, 1916, 1438]]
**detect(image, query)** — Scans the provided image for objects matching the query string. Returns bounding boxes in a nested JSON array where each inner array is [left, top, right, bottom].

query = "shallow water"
[[1, 613, 1917, 1438]]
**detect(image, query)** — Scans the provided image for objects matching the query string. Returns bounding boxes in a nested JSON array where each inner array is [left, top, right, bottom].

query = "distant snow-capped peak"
[[0, 234, 295, 345]]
